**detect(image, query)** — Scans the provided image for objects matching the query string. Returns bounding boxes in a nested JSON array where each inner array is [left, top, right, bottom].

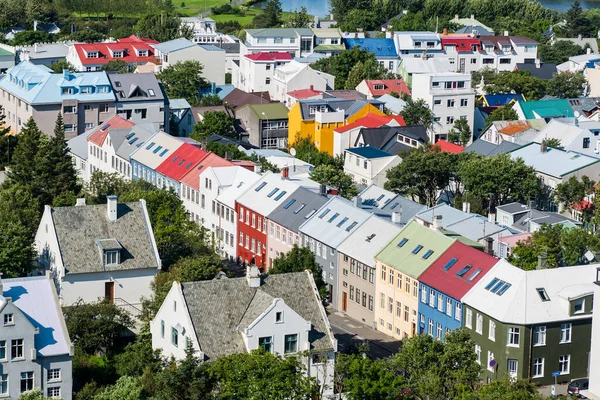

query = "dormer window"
[[62, 87, 74, 95], [81, 86, 92, 94], [374, 84, 385, 90], [97, 239, 122, 266], [86, 51, 98, 59], [574, 299, 585, 314], [138, 50, 148, 57], [105, 250, 119, 265], [112, 51, 123, 58]]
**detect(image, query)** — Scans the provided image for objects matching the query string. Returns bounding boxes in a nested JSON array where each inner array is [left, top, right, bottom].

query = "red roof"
[[231, 160, 256, 172], [74, 36, 156, 66], [441, 36, 482, 52], [573, 199, 594, 212], [287, 88, 323, 99], [87, 115, 135, 146], [418, 242, 498, 300], [335, 113, 406, 133], [155, 143, 209, 181], [364, 79, 410, 97], [245, 52, 293, 62], [434, 139, 464, 154], [179, 153, 235, 190]]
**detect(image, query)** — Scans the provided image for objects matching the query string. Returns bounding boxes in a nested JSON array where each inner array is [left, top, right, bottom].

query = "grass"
[[176, 0, 235, 16], [209, 8, 294, 26]]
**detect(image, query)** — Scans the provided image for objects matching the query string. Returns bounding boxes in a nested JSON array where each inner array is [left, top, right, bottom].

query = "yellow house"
[[287, 99, 385, 155]]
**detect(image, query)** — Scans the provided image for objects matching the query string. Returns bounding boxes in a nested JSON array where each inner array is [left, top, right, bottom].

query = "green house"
[[462, 260, 594, 385]]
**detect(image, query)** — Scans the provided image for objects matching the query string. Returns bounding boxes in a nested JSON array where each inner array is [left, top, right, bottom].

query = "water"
[[255, 0, 600, 18]]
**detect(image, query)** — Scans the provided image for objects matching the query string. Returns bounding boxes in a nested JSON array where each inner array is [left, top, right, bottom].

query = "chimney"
[[443, 28, 448, 36], [535, 58, 540, 68], [462, 202, 471, 213], [392, 210, 402, 224], [433, 214, 443, 230], [485, 237, 494, 256], [310, 84, 314, 91], [319, 184, 327, 197], [528, 200, 536, 210], [503, 30, 509, 36], [33, 20, 38, 31], [62, 69, 71, 81], [246, 265, 261, 288], [224, 150, 231, 161], [107, 195, 118, 222], [34, 43, 38, 53], [578, 34, 583, 40], [455, 14, 459, 20], [537, 253, 547, 270], [588, 47, 593, 55], [201, 142, 207, 151], [76, 198, 86, 206], [540, 141, 548, 153], [281, 166, 289, 179], [488, 213, 495, 223], [354, 195, 362, 208]]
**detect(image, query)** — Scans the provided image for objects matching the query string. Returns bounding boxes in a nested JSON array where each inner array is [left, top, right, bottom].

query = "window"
[[508, 359, 518, 377], [574, 299, 585, 314], [487, 351, 495, 372], [404, 306, 409, 322], [105, 250, 119, 265], [446, 116, 454, 125], [429, 289, 435, 307], [396, 301, 402, 317], [475, 314, 483, 334], [99, 103, 109, 113], [559, 355, 570, 374], [284, 334, 298, 353], [508, 327, 520, 346], [446, 298, 452, 316], [437, 294, 443, 312], [405, 277, 410, 293], [64, 124, 75, 132], [369, 296, 373, 311], [533, 358, 544, 378], [356, 289, 361, 304], [427, 319, 434, 335], [381, 265, 386, 281], [434, 99, 442, 105], [11, 339, 23, 359], [380, 293, 385, 309], [534, 326, 546, 346], [475, 344, 481, 364], [48, 369, 61, 381], [389, 270, 394, 285], [350, 286, 354, 301], [455, 303, 461, 322], [488, 320, 496, 341], [0, 374, 6, 395], [412, 245, 423, 254], [259, 336, 272, 353], [500, 58, 511, 64], [537, 288, 550, 301], [447, 99, 455, 107], [421, 286, 427, 303], [63, 105, 76, 113], [172, 327, 178, 347], [388, 297, 393, 313], [20, 372, 33, 393], [413, 281, 418, 297], [47, 386, 60, 398], [3, 313, 13, 325], [560, 323, 572, 343], [460, 98, 468, 107]]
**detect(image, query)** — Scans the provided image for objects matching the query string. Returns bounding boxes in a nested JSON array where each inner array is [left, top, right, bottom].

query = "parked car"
[[568, 378, 589, 398]]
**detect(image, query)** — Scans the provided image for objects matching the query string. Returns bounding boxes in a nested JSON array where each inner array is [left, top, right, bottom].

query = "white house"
[[150, 267, 337, 396], [241, 28, 315, 58], [35, 196, 161, 309], [233, 51, 293, 93], [343, 147, 401, 187], [271, 60, 335, 104]]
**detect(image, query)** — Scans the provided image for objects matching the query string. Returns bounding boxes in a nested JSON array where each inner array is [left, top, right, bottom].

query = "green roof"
[[312, 28, 342, 38], [314, 44, 345, 51], [518, 99, 575, 119], [0, 48, 14, 57], [375, 220, 455, 279], [244, 102, 289, 120]]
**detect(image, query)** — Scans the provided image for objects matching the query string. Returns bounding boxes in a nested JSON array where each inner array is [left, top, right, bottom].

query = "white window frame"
[[508, 327, 520, 347], [534, 326, 546, 346], [532, 358, 544, 378], [475, 314, 483, 334], [559, 354, 570, 374], [488, 320, 496, 341], [465, 308, 472, 328], [560, 323, 572, 343]]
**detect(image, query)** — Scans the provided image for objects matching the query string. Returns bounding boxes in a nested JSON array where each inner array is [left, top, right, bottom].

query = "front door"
[[105, 281, 115, 303], [411, 322, 416, 336], [342, 292, 347, 312]]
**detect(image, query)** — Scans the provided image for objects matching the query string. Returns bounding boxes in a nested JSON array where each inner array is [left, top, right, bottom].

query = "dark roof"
[[222, 88, 271, 109], [496, 202, 530, 215], [464, 140, 521, 156], [347, 146, 393, 159], [455, 25, 494, 36], [298, 98, 383, 120], [323, 90, 367, 100], [51, 202, 160, 274], [107, 73, 166, 102], [219, 42, 240, 54], [267, 187, 328, 232], [206, 134, 258, 150], [515, 62, 557, 80], [181, 271, 335, 360], [355, 125, 428, 156]]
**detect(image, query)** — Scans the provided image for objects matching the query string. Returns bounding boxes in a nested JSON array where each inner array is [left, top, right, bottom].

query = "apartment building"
[[234, 51, 293, 93], [393, 32, 443, 58], [242, 28, 315, 58], [235, 102, 290, 148], [130, 131, 185, 186], [271, 60, 335, 105], [154, 143, 209, 195]]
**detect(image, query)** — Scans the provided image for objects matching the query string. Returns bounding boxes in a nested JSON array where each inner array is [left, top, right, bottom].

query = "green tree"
[[338, 9, 379, 32], [206, 141, 248, 160], [157, 60, 208, 106], [484, 70, 547, 100], [11, 30, 51, 45], [538, 40, 584, 65], [252, 0, 282, 28], [134, 12, 193, 42], [544, 138, 562, 149], [66, 28, 105, 43], [554, 178, 594, 211], [0, 104, 16, 167], [565, 1, 590, 37], [63, 299, 134, 355], [311, 47, 381, 90], [47, 60, 77, 73], [388, 12, 427, 31], [100, 60, 130, 73], [114, 334, 162, 377], [6, 117, 45, 192], [25, 0, 47, 24], [310, 164, 358, 199], [546, 71, 586, 98], [249, 154, 280, 173], [289, 135, 336, 166], [190, 110, 236, 140], [472, 379, 543, 400], [344, 58, 394, 90], [94, 376, 144, 400], [447, 118, 472, 146], [199, 94, 223, 106], [18, 389, 49, 400], [400, 98, 434, 128], [284, 6, 312, 28], [270, 245, 328, 300], [484, 104, 518, 126]]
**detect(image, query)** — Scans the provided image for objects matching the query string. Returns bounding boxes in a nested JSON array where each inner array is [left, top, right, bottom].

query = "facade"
[[271, 60, 335, 105], [462, 261, 595, 385], [17, 42, 72, 66], [130, 131, 185, 186], [0, 47, 14, 74], [242, 28, 315, 58], [34, 196, 162, 308], [411, 72, 475, 142], [393, 32, 443, 58], [170, 98, 194, 137], [312, 28, 345, 56], [154, 143, 208, 195], [0, 62, 116, 138], [181, 16, 235, 45], [336, 214, 402, 327], [67, 129, 94, 182], [236, 102, 290, 149], [399, 57, 455, 88], [67, 36, 157, 72], [343, 146, 401, 187], [299, 197, 372, 307], [479, 119, 546, 145], [332, 113, 405, 157], [234, 51, 293, 93], [0, 275, 74, 400], [343, 38, 399, 73], [355, 79, 410, 100], [150, 268, 337, 396]]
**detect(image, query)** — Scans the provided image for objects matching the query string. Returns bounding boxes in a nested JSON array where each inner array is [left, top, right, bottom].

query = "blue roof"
[[347, 146, 393, 159], [482, 94, 525, 107], [510, 142, 600, 178], [343, 38, 398, 58], [153, 38, 196, 53], [0, 61, 114, 104], [169, 98, 191, 109]]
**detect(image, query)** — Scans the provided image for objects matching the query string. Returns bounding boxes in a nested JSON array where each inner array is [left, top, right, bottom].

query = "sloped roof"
[[153, 38, 196, 53], [343, 38, 397, 57], [434, 139, 464, 154], [236, 171, 306, 217], [509, 142, 600, 178], [287, 88, 323, 99], [108, 73, 165, 102], [73, 36, 156, 66], [465, 139, 522, 156], [180, 153, 235, 190], [245, 51, 292, 61], [346, 146, 393, 159], [155, 143, 209, 181], [362, 79, 410, 97], [517, 99, 575, 119], [114, 125, 156, 160], [181, 271, 335, 360], [335, 113, 405, 133], [267, 187, 328, 232], [87, 114, 136, 146], [481, 94, 526, 107], [67, 129, 94, 160], [216, 166, 261, 207], [515, 63, 557, 80], [240, 102, 289, 120], [222, 88, 271, 109]]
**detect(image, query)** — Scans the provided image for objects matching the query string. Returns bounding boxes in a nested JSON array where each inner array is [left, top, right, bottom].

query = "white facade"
[[271, 61, 335, 104], [344, 149, 401, 187], [241, 29, 314, 58], [154, 43, 226, 85], [411, 72, 475, 142], [234, 53, 292, 93], [181, 17, 235, 45]]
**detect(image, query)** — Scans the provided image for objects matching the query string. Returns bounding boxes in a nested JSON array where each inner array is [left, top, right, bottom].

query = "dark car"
[[568, 378, 589, 398]]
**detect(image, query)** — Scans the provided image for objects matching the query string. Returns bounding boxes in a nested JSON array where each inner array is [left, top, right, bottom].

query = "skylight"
[[537, 288, 550, 301], [412, 245, 423, 254], [255, 182, 267, 192], [185, 162, 193, 169], [146, 142, 155, 150], [490, 280, 505, 293], [171, 155, 179, 163], [466, 269, 482, 282], [336, 217, 349, 227], [293, 204, 306, 214], [422, 250, 434, 259], [328, 213, 340, 223], [283, 199, 296, 209], [366, 233, 376, 242], [390, 202, 399, 209], [443, 258, 458, 271], [384, 198, 392, 205], [346, 221, 358, 231], [159, 149, 168, 157], [152, 145, 163, 154], [456, 264, 472, 277], [319, 208, 331, 218], [377, 194, 385, 201], [101, 124, 111, 130], [497, 283, 511, 295], [178, 158, 186, 166], [397, 238, 408, 247], [128, 138, 138, 145], [274, 191, 287, 201], [125, 132, 135, 140], [485, 278, 499, 290], [267, 188, 279, 198], [305, 209, 317, 219]]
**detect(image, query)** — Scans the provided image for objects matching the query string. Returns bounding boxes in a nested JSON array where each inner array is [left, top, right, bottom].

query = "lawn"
[[176, 0, 233, 16], [209, 8, 294, 26]]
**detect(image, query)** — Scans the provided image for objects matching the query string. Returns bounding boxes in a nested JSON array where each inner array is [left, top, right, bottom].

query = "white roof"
[[215, 166, 261, 208], [358, 185, 397, 209], [400, 57, 454, 74], [273, 60, 308, 80], [462, 260, 597, 325], [236, 171, 303, 216], [518, 119, 588, 147], [130, 131, 185, 169], [299, 196, 373, 247], [337, 214, 401, 266]]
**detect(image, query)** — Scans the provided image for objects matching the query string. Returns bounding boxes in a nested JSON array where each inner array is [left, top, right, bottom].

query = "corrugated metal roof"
[[155, 143, 209, 181], [267, 187, 328, 232], [510, 142, 600, 178], [130, 131, 185, 169]]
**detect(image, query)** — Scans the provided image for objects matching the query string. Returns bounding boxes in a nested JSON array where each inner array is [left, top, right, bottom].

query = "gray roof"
[[112, 125, 155, 160], [67, 129, 94, 160], [455, 25, 494, 36], [358, 185, 425, 225], [356, 125, 428, 155], [515, 62, 557, 80], [496, 202, 530, 215], [220, 42, 240, 54], [181, 271, 334, 360], [464, 139, 521, 156], [267, 187, 328, 232], [107, 73, 166, 103], [153, 38, 196, 53], [51, 201, 160, 274], [22, 42, 72, 60], [513, 208, 580, 231], [299, 98, 383, 120]]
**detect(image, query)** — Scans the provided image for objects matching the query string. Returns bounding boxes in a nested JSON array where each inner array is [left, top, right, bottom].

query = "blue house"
[[417, 241, 498, 341], [130, 131, 185, 186], [343, 38, 399, 73]]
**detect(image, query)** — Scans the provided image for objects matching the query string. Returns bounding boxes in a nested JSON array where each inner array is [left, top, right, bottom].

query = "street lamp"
[[261, 111, 269, 149]]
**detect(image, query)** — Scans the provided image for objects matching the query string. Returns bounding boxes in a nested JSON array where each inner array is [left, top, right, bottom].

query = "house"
[[464, 139, 522, 156], [514, 119, 591, 149], [513, 99, 575, 121], [557, 52, 600, 73], [479, 119, 546, 145], [150, 268, 337, 396], [495, 202, 580, 233], [312, 28, 345, 56], [462, 260, 595, 385], [107, 73, 169, 132], [235, 102, 290, 149], [509, 142, 600, 190], [67, 129, 94, 182], [343, 38, 399, 73], [265, 186, 329, 269], [234, 51, 293, 93], [332, 113, 405, 157], [498, 232, 532, 258], [170, 98, 194, 137], [477, 36, 538, 72], [515, 62, 557, 80], [33, 21, 61, 35], [287, 98, 385, 155], [479, 94, 526, 108], [154, 143, 209, 195], [336, 214, 402, 327], [242, 28, 315, 58], [17, 42, 72, 66], [354, 125, 429, 155], [0, 62, 116, 138], [455, 25, 494, 36], [377, 94, 406, 115], [439, 34, 483, 73], [130, 131, 185, 186], [35, 196, 161, 308], [0, 47, 14, 74], [411, 72, 475, 142], [299, 197, 373, 307], [67, 35, 157, 72], [418, 241, 498, 340], [152, 38, 226, 85], [271, 60, 335, 105], [393, 32, 443, 58], [0, 274, 74, 399], [398, 57, 455, 88], [286, 87, 324, 108], [450, 14, 494, 34], [357, 184, 426, 223], [344, 147, 401, 187], [181, 16, 235, 45], [222, 88, 272, 110], [355, 79, 410, 100], [243, 148, 314, 175]]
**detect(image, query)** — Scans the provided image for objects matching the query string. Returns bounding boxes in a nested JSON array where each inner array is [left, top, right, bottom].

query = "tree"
[[284, 6, 311, 28], [0, 104, 16, 167], [401, 98, 434, 128], [484, 104, 518, 126], [11, 30, 51, 45], [94, 376, 144, 400], [100, 60, 129, 73], [447, 118, 472, 146], [6, 117, 45, 192], [18, 389, 50, 400], [190, 111, 236, 140], [270, 245, 328, 300], [538, 40, 584, 65], [290, 135, 336, 166], [484, 70, 547, 100], [199, 94, 223, 106], [388, 12, 427, 31], [311, 47, 381, 90], [546, 71, 587, 98], [344, 58, 394, 90], [134, 12, 193, 42], [252, 0, 282, 28], [544, 138, 562, 149], [47, 60, 77, 73], [66, 28, 105, 43], [157, 61, 208, 106], [472, 379, 543, 400], [63, 299, 134, 355], [338, 9, 379, 32], [310, 164, 358, 199], [249, 154, 280, 173], [565, 1, 590, 37]]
